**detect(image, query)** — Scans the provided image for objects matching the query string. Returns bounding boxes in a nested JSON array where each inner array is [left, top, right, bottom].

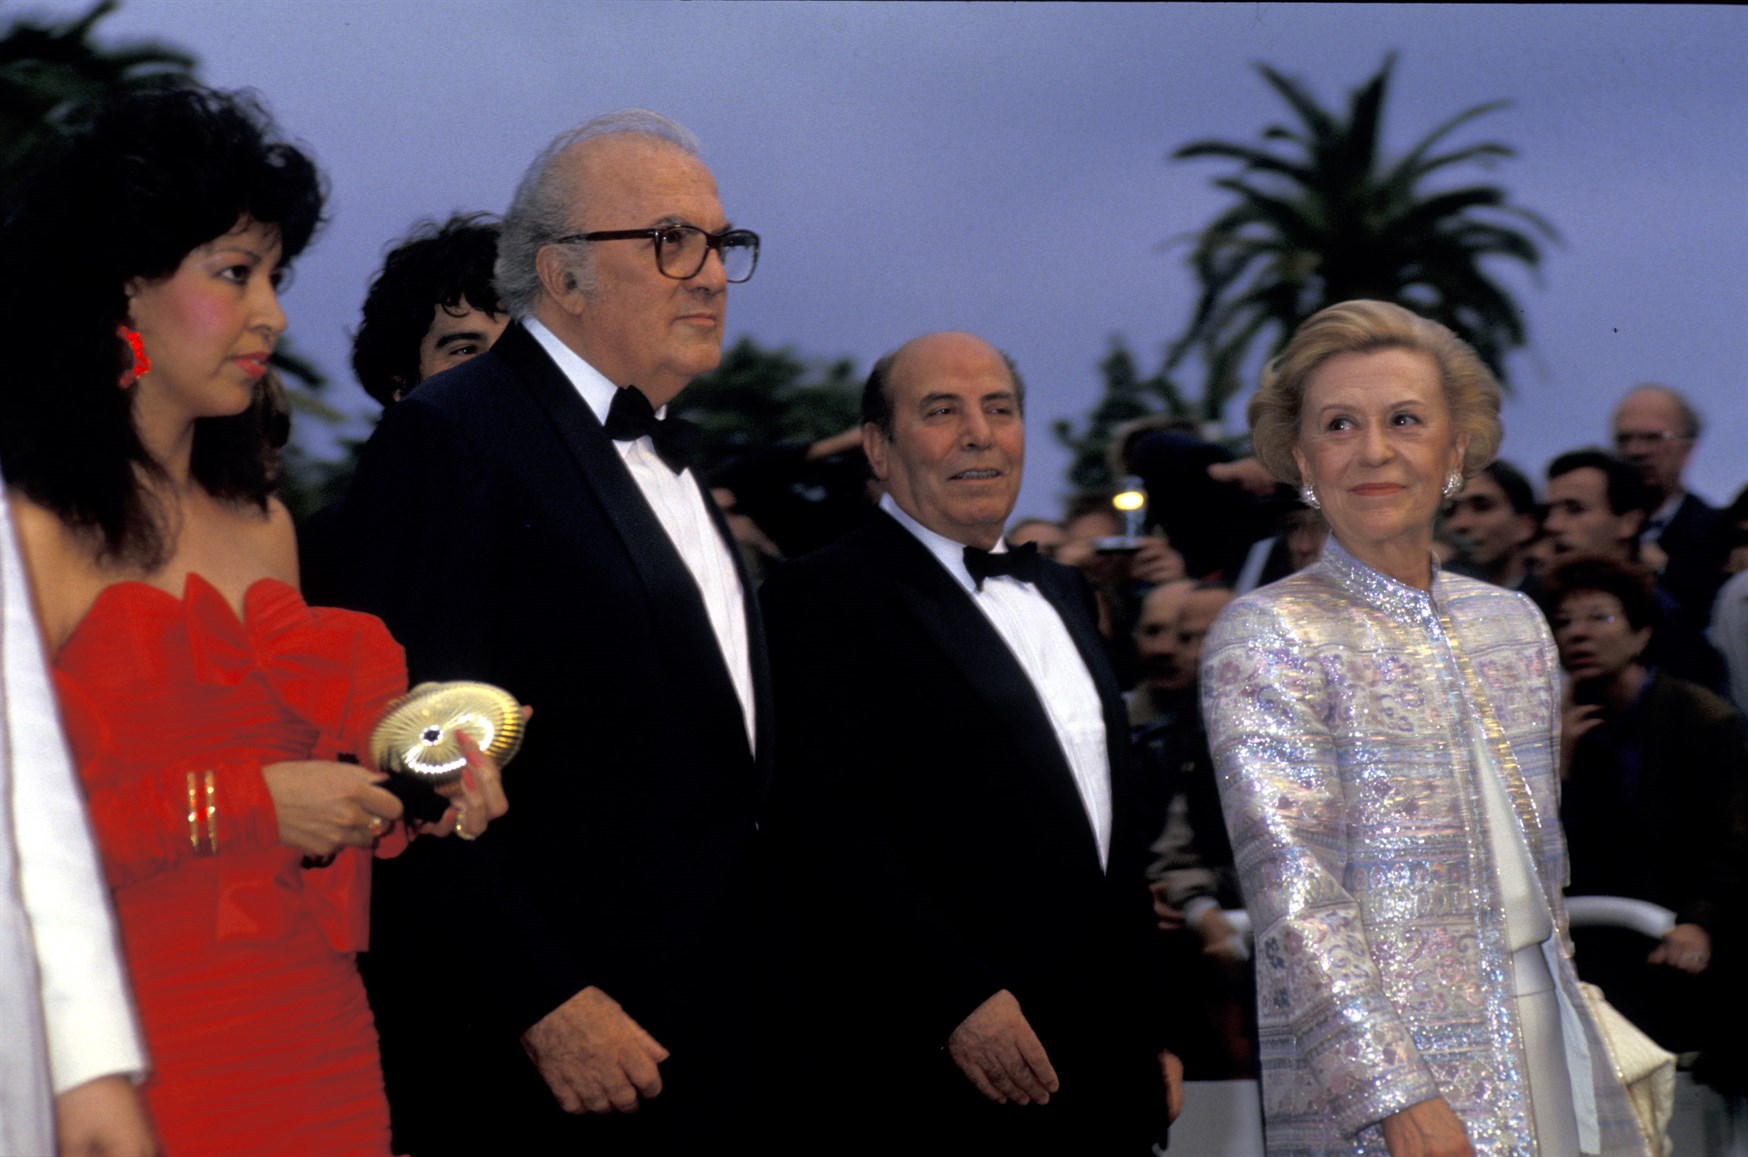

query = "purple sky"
[[33, 1, 1748, 518]]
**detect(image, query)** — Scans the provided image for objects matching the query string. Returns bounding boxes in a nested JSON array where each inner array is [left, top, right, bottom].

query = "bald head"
[[861, 332, 1026, 548], [864, 332, 1025, 438], [1612, 384, 1700, 502]]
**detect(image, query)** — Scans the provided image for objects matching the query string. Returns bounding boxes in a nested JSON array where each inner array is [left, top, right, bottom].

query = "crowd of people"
[[0, 78, 1742, 1157]]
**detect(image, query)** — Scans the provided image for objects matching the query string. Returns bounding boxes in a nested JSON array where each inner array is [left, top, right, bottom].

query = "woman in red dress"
[[0, 84, 508, 1155]]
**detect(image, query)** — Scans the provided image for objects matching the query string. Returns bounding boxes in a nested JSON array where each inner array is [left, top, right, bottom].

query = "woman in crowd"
[[1542, 554, 1747, 1087], [1200, 299, 1650, 1155], [0, 84, 506, 1155]]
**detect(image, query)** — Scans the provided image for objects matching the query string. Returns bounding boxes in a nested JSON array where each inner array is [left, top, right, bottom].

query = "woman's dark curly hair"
[[0, 81, 325, 568]]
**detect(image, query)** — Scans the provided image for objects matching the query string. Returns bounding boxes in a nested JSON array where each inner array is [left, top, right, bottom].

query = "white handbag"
[[1578, 981, 1676, 1157]]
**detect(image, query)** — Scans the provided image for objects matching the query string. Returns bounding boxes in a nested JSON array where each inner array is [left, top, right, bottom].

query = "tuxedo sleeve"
[[333, 394, 594, 1035], [761, 560, 1003, 1045]]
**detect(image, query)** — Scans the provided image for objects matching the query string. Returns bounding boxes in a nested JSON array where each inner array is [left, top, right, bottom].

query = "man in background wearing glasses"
[[1611, 384, 1726, 629], [332, 109, 773, 1156]]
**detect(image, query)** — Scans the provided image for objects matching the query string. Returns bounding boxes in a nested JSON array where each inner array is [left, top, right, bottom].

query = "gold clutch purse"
[[368, 680, 525, 785]]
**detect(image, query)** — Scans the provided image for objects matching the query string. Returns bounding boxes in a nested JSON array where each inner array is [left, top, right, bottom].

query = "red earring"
[[117, 326, 150, 388]]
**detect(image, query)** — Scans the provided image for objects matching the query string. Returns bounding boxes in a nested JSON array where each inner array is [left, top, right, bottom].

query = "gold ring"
[[367, 815, 386, 837], [454, 808, 478, 842]]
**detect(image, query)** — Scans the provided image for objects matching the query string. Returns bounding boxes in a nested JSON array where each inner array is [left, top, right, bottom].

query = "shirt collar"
[[523, 316, 669, 425], [879, 494, 1009, 596], [1646, 492, 1684, 532]]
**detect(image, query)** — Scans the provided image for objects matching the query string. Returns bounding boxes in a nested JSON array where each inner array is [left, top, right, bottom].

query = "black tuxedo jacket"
[[760, 510, 1170, 1152], [1656, 491, 1726, 629], [323, 321, 771, 1152]]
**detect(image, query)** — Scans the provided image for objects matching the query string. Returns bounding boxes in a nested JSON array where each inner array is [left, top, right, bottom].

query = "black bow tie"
[[603, 386, 701, 474], [964, 541, 1041, 591]]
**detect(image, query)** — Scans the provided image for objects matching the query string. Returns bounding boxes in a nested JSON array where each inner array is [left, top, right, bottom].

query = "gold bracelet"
[[186, 772, 200, 852], [203, 770, 218, 855]]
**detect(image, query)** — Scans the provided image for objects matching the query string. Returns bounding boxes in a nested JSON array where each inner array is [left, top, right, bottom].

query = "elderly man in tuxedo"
[[1611, 384, 1726, 627], [326, 110, 771, 1155], [762, 331, 1182, 1154]]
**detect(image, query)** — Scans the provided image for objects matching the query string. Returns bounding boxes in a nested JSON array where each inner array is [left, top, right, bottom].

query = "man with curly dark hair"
[[350, 213, 506, 407]]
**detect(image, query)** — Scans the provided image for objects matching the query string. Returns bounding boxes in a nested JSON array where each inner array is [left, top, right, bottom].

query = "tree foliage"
[[1166, 54, 1556, 416], [0, 0, 194, 195], [1052, 337, 1193, 494], [1, 1, 351, 518], [673, 336, 862, 470]]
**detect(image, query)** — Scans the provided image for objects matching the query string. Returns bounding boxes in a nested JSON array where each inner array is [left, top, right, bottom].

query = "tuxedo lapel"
[[866, 513, 1105, 865], [493, 324, 680, 577], [493, 322, 756, 767], [701, 484, 775, 787]]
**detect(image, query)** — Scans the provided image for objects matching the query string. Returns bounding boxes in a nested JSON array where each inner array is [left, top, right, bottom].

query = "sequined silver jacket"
[[1202, 539, 1651, 1156]]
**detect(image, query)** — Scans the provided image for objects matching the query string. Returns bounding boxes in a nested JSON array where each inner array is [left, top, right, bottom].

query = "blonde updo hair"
[[1248, 300, 1503, 485]]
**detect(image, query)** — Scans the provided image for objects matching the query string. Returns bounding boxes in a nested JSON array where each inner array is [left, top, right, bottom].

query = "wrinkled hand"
[[1160, 1050, 1184, 1123], [947, 990, 1059, 1106], [1150, 881, 1187, 931], [1207, 457, 1278, 497], [55, 1073, 158, 1157], [522, 986, 669, 1114], [1649, 922, 1712, 974], [1381, 1097, 1474, 1157], [1130, 537, 1186, 585], [263, 760, 404, 857], [417, 716, 519, 840]]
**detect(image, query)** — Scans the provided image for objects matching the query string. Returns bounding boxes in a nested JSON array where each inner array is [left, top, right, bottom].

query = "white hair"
[[494, 109, 703, 316]]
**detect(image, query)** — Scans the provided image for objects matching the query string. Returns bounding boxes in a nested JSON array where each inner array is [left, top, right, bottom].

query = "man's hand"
[[946, 990, 1059, 1105], [1130, 537, 1187, 585], [1159, 1050, 1184, 1123], [1380, 1096, 1474, 1157], [1649, 922, 1712, 974], [1206, 457, 1279, 497], [521, 986, 669, 1114], [55, 1073, 157, 1157], [1149, 881, 1187, 931], [1193, 906, 1250, 965]]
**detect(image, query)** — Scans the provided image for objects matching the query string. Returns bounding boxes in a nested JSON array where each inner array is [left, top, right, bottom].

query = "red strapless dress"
[[52, 575, 406, 1157]]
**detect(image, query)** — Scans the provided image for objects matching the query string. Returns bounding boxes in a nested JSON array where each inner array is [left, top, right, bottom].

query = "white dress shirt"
[[880, 496, 1113, 867], [1, 493, 146, 1156], [525, 319, 756, 748], [1641, 492, 1684, 545]]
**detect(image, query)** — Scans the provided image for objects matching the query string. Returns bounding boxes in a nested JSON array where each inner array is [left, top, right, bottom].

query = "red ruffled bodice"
[[52, 575, 406, 1157]]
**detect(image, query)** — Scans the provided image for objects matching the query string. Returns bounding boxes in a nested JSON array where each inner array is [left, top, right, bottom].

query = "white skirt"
[[1515, 943, 1581, 1156]]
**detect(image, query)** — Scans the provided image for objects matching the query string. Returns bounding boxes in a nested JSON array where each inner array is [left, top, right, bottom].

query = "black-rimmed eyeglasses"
[[553, 225, 760, 283]]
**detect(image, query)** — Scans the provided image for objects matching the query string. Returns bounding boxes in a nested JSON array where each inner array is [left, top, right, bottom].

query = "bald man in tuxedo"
[[763, 332, 1181, 1154]]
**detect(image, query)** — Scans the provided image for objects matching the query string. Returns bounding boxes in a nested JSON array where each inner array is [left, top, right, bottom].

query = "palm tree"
[[1052, 337, 1192, 493], [1, 4, 358, 519], [1167, 54, 1555, 418], [0, 0, 195, 194]]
